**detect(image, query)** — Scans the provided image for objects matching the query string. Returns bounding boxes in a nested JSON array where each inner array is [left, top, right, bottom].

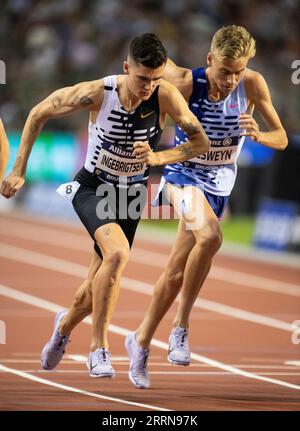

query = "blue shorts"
[[155, 172, 229, 220]]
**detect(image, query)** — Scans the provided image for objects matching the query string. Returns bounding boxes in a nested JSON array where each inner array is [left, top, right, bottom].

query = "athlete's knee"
[[195, 220, 222, 255], [103, 245, 130, 270], [163, 269, 184, 292]]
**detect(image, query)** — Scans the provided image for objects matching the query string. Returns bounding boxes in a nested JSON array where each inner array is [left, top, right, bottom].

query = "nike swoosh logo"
[[141, 111, 154, 119], [229, 104, 238, 108]]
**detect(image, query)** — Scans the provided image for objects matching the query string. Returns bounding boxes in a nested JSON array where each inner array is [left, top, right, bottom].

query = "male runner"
[[126, 25, 288, 389], [1, 33, 209, 378], [0, 118, 9, 184]]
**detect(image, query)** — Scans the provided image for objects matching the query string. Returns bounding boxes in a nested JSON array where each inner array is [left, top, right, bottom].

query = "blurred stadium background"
[[0, 0, 300, 254]]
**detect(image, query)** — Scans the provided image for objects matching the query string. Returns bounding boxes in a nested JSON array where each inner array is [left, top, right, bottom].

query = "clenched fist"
[[0, 173, 25, 198], [132, 141, 159, 166]]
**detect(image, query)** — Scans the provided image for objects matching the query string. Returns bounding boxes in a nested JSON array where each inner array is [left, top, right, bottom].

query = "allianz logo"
[[209, 137, 232, 147]]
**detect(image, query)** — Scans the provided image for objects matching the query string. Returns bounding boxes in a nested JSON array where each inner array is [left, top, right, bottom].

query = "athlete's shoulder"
[[79, 78, 105, 108], [158, 79, 179, 99], [244, 69, 269, 101], [78, 78, 105, 93], [163, 60, 193, 100], [244, 68, 267, 84], [159, 78, 177, 92], [69, 78, 105, 102], [158, 79, 186, 104], [244, 69, 269, 91]]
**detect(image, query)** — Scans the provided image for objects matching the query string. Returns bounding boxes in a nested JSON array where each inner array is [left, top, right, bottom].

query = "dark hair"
[[129, 33, 167, 68]]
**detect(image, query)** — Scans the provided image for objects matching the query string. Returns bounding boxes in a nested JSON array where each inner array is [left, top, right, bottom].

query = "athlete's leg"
[[91, 223, 130, 351], [40, 239, 106, 371], [172, 186, 222, 328], [136, 183, 222, 347], [126, 186, 196, 387], [59, 250, 102, 336], [125, 219, 194, 388], [136, 217, 195, 348]]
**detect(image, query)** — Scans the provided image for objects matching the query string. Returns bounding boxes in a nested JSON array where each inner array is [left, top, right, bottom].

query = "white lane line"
[[210, 267, 300, 298], [1, 359, 299, 370], [0, 243, 294, 332], [66, 355, 87, 363], [67, 355, 130, 363], [1, 283, 300, 392], [285, 361, 300, 367], [0, 364, 170, 411], [1, 221, 299, 297], [131, 249, 300, 297], [2, 368, 300, 377], [3, 210, 300, 269], [0, 359, 90, 364], [121, 278, 293, 332]]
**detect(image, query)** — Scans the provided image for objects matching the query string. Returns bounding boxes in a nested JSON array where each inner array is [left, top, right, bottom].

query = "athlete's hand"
[[133, 141, 159, 166], [239, 113, 261, 142], [0, 172, 25, 198]]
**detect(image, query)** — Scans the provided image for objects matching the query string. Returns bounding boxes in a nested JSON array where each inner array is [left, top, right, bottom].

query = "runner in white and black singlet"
[[1, 33, 209, 380], [126, 25, 288, 389]]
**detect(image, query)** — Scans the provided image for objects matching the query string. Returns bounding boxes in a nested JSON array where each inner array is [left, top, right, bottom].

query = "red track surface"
[[0, 211, 300, 411]]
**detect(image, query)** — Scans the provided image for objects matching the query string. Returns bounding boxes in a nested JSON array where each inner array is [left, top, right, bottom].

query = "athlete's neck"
[[205, 67, 228, 102], [117, 75, 141, 112]]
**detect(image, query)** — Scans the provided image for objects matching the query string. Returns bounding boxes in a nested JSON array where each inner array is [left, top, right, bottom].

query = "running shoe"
[[41, 310, 69, 370], [168, 327, 190, 366], [125, 332, 150, 389], [87, 348, 115, 378]]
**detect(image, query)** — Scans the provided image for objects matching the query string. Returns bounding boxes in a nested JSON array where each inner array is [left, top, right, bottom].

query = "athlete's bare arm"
[[133, 80, 210, 166], [163, 59, 193, 101], [0, 119, 9, 184], [1, 80, 104, 198], [241, 70, 288, 150]]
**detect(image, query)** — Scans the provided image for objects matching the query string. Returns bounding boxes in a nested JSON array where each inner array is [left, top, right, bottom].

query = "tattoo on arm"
[[178, 145, 194, 158], [29, 115, 40, 134], [180, 122, 200, 137], [52, 96, 61, 110], [79, 96, 93, 106]]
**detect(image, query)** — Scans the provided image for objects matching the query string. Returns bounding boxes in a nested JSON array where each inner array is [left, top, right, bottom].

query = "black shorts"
[[72, 168, 147, 258]]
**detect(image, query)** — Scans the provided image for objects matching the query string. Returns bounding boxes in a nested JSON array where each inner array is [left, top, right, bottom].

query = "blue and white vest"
[[163, 67, 249, 196]]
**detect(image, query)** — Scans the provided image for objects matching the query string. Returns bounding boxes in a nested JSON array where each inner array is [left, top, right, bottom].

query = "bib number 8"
[[66, 185, 73, 195]]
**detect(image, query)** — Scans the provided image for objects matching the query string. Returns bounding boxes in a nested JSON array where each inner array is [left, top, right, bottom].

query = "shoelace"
[[174, 330, 188, 350], [96, 348, 110, 364], [132, 350, 149, 378], [54, 332, 70, 352]]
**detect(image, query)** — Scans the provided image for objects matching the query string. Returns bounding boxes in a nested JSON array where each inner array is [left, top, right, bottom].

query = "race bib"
[[187, 136, 240, 167], [56, 181, 81, 202], [96, 142, 146, 177]]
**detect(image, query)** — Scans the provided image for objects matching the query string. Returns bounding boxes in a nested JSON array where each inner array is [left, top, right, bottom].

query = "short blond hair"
[[211, 25, 256, 60]]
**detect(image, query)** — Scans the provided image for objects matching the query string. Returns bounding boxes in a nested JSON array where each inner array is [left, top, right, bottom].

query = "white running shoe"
[[125, 332, 150, 389], [168, 327, 190, 366], [87, 348, 115, 378], [41, 310, 69, 370]]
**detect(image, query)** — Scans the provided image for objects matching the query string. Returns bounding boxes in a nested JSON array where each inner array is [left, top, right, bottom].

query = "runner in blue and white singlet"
[[129, 26, 288, 386], [162, 66, 248, 198]]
